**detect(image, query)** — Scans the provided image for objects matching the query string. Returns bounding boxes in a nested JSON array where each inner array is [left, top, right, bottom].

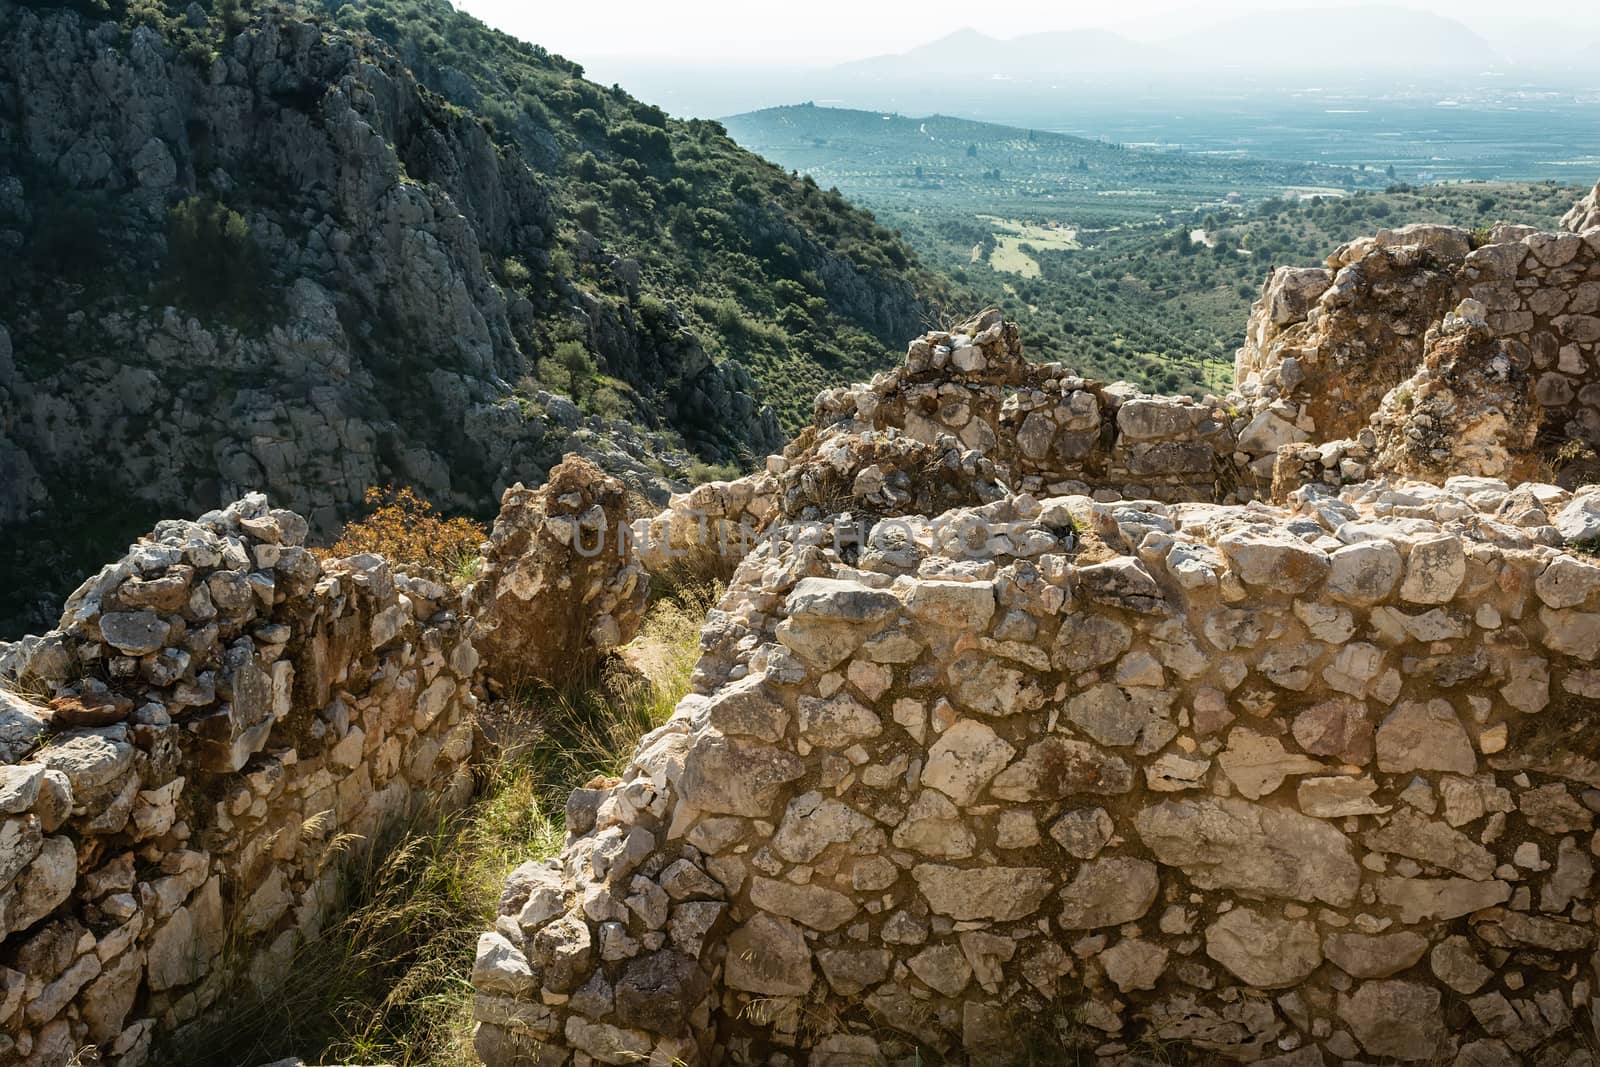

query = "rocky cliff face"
[[0, 0, 934, 635]]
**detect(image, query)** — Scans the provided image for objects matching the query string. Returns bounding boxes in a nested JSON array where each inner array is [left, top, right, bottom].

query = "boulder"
[[465, 457, 648, 689]]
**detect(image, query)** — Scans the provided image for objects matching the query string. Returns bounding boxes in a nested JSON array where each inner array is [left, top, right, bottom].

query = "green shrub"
[[543, 340, 596, 400], [165, 196, 268, 315], [584, 383, 632, 421], [499, 256, 531, 291], [608, 121, 671, 164], [606, 177, 651, 214], [572, 107, 606, 136]]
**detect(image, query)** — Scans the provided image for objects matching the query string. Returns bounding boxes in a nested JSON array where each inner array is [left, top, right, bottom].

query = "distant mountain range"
[[562, 4, 1598, 127], [833, 27, 1170, 82], [834, 6, 1508, 83]]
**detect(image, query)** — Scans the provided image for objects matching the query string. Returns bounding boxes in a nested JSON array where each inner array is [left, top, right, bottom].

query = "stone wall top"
[[0, 494, 480, 1066]]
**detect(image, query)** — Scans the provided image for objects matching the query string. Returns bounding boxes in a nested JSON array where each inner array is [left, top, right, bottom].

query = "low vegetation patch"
[[319, 486, 488, 581]]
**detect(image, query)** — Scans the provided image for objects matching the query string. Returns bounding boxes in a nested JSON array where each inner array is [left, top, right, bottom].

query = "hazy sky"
[[453, 0, 1596, 64]]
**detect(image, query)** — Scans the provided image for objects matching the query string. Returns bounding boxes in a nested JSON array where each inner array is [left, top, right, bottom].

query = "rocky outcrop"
[[469, 312, 1600, 1065], [466, 457, 648, 691], [0, 494, 480, 1066], [1564, 179, 1600, 235], [1238, 220, 1600, 479], [0, 2, 789, 634]]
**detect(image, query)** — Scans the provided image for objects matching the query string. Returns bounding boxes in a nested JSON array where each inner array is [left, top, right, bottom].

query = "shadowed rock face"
[[470, 314, 1600, 1065], [465, 455, 648, 692], [0, 1, 826, 634]]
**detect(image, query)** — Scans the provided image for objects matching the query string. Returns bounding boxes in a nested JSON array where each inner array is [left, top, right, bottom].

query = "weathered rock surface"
[[1564, 178, 1600, 234], [464, 456, 647, 689], [1240, 208, 1600, 504]]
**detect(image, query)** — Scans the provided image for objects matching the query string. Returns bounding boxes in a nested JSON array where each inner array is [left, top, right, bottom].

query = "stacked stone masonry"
[[632, 311, 1247, 574], [478, 258, 1600, 1062], [473, 469, 1600, 1065], [642, 213, 1600, 565], [466, 457, 650, 692], [1238, 218, 1600, 485], [0, 494, 481, 1066], [805, 313, 1242, 506]]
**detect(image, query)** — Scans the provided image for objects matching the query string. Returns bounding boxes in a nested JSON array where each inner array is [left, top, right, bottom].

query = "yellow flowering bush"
[[320, 486, 486, 576]]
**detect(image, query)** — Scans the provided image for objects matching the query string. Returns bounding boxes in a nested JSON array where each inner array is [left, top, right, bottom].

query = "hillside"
[[725, 105, 1580, 392], [723, 104, 1378, 229], [0, 0, 946, 635]]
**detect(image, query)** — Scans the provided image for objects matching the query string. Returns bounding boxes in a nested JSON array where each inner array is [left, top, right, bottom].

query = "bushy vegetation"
[[164, 195, 270, 316], [320, 486, 487, 579]]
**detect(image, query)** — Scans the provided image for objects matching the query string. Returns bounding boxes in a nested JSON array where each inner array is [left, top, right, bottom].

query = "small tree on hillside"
[[165, 196, 266, 314], [217, 0, 249, 36]]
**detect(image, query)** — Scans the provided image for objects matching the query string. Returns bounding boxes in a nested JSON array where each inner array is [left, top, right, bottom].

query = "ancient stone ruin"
[[0, 494, 484, 1065], [469, 203, 1600, 1067], [7, 202, 1600, 1067], [466, 456, 650, 693]]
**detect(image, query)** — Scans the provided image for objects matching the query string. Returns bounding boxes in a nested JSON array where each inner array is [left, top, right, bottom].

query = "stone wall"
[[1238, 220, 1600, 469], [811, 310, 1244, 505], [0, 494, 480, 1066], [470, 464, 1600, 1063], [628, 311, 1253, 579], [638, 211, 1600, 576]]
